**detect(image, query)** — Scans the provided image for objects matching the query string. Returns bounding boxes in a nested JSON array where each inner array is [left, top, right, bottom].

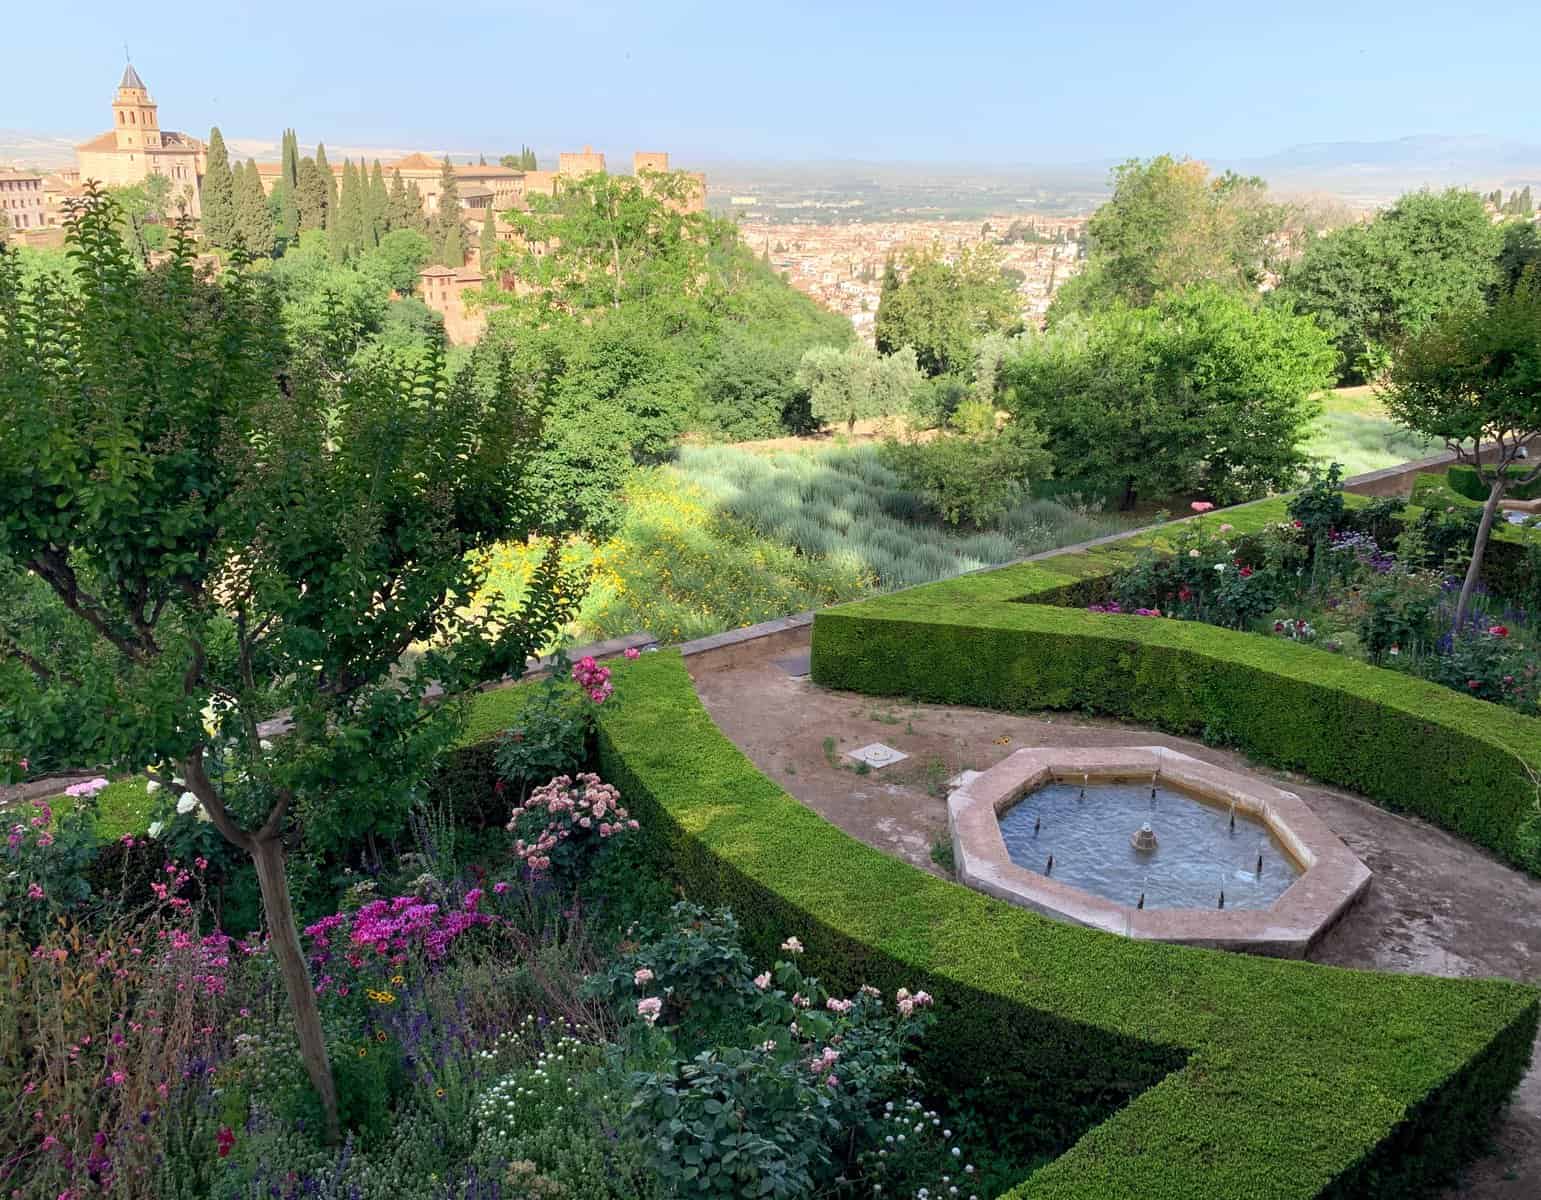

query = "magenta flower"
[[624, 646, 641, 659], [27, 882, 45, 901]]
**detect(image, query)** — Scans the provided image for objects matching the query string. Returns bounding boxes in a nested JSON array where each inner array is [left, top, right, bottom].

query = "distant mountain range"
[[4, 128, 1537, 205], [1222, 135, 1541, 196]]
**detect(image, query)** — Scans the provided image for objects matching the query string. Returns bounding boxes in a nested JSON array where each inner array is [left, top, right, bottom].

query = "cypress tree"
[[367, 161, 389, 246], [478, 153, 487, 166], [405, 182, 428, 234], [315, 142, 336, 229], [478, 213, 497, 275], [296, 157, 326, 232], [200, 127, 237, 250], [333, 160, 364, 260], [434, 156, 462, 264], [1521, 186, 1534, 218], [273, 128, 301, 241], [523, 146, 537, 170], [442, 217, 464, 269], [386, 170, 410, 232], [235, 159, 275, 256]]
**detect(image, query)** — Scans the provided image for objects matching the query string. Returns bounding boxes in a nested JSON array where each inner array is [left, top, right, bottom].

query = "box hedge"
[[575, 651, 1537, 1200], [1447, 463, 1541, 503]]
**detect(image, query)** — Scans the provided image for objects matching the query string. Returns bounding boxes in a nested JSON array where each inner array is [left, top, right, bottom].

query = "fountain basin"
[[948, 746, 1370, 957]]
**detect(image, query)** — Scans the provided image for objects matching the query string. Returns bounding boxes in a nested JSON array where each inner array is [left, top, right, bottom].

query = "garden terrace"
[[811, 497, 1541, 873], [520, 649, 1540, 1200]]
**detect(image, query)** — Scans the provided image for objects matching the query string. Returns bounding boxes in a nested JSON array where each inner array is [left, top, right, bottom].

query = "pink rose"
[[624, 647, 641, 659], [1190, 501, 1215, 513], [637, 996, 663, 1025]]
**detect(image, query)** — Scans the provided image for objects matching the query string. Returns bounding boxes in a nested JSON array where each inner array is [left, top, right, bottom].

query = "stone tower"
[[112, 63, 162, 153]]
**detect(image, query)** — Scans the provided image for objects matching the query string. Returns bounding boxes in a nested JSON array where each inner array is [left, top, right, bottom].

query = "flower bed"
[[588, 650, 1538, 1200]]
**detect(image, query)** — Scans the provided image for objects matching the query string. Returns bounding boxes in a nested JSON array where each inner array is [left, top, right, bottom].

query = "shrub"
[[880, 420, 1053, 527]]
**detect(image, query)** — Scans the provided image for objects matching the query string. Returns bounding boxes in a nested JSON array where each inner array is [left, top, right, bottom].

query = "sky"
[[6, 0, 1540, 166]]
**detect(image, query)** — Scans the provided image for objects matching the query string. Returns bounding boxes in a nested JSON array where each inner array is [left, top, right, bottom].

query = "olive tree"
[[1384, 275, 1541, 629], [0, 188, 583, 1139]]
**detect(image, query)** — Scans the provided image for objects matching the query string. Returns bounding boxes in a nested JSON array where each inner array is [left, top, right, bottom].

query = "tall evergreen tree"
[[405, 182, 428, 234], [478, 153, 487, 166], [296, 156, 326, 232], [200, 127, 237, 250], [314, 142, 336, 229], [523, 146, 537, 170], [442, 217, 465, 270], [367, 160, 389, 246], [235, 159, 275, 257], [434, 156, 462, 265], [386, 170, 410, 232], [273, 128, 301, 242], [478, 213, 498, 275], [334, 160, 368, 260]]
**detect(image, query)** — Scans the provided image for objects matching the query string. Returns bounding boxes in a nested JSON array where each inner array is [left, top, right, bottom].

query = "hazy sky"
[[8, 0, 1539, 164]]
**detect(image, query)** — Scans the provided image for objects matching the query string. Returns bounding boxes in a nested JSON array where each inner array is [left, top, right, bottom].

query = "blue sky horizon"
[[8, 0, 1540, 167]]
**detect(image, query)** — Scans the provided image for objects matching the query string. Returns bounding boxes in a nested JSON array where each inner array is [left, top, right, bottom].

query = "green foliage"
[[591, 648, 1537, 1199], [295, 155, 327, 232], [235, 159, 275, 257], [797, 341, 923, 431], [1286, 461, 1347, 545], [1006, 285, 1336, 507], [1447, 463, 1541, 503], [875, 243, 1021, 376], [1275, 189, 1502, 383], [0, 189, 593, 1128], [369, 228, 434, 296], [881, 419, 1053, 526], [201, 126, 237, 250], [1054, 155, 1284, 317]]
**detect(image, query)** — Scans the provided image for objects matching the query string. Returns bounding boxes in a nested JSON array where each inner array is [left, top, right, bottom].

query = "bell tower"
[[112, 62, 162, 152]]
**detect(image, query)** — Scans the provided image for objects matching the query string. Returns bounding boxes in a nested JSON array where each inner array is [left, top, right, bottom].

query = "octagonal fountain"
[[948, 746, 1370, 957]]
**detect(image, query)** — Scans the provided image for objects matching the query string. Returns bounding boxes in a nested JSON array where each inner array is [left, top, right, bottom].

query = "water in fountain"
[[997, 779, 1301, 910]]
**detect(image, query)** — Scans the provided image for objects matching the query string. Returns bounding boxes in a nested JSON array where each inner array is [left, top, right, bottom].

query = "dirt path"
[[686, 630, 1541, 1199]]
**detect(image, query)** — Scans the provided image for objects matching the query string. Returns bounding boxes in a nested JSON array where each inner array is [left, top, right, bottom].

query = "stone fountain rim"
[[947, 745, 1371, 958]]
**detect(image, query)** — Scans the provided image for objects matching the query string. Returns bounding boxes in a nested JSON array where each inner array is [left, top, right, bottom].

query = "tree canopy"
[[1052, 156, 1285, 319], [1274, 188, 1502, 382], [874, 243, 1021, 377], [1005, 285, 1336, 508]]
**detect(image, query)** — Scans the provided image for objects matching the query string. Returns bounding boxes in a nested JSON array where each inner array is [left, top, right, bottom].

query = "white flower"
[[1188, 549, 1200, 558], [177, 792, 201, 815], [145, 780, 161, 794], [1214, 563, 1226, 572], [147, 821, 165, 839]]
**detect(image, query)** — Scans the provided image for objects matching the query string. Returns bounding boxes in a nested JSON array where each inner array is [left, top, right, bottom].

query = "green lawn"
[[1301, 386, 1434, 477]]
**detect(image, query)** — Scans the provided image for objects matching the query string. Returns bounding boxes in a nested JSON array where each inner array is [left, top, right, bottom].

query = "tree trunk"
[[1120, 478, 1137, 512], [250, 835, 341, 1142], [1454, 477, 1507, 631]]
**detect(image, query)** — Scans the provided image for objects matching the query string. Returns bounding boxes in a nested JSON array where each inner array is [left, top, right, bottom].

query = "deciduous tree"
[[874, 244, 1020, 377], [1384, 277, 1541, 628]]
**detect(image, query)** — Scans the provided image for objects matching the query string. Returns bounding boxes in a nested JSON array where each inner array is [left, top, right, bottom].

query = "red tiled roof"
[[390, 152, 442, 171], [76, 132, 118, 153]]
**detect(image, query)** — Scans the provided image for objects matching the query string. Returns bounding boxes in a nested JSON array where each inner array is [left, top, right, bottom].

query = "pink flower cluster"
[[305, 893, 496, 976], [572, 656, 613, 704], [64, 777, 110, 798], [505, 773, 636, 873], [808, 1044, 840, 1087], [895, 987, 934, 1017]]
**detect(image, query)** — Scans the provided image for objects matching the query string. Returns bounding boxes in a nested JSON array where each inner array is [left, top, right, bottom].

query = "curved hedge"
[[584, 651, 1536, 1200], [811, 498, 1541, 873]]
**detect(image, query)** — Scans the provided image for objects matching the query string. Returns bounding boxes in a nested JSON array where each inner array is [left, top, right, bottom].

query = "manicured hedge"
[[580, 651, 1537, 1200], [812, 498, 1541, 874], [1448, 463, 1541, 503]]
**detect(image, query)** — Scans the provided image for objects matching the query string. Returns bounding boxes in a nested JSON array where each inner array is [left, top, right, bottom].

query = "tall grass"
[[678, 444, 1131, 590], [476, 445, 1135, 645]]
